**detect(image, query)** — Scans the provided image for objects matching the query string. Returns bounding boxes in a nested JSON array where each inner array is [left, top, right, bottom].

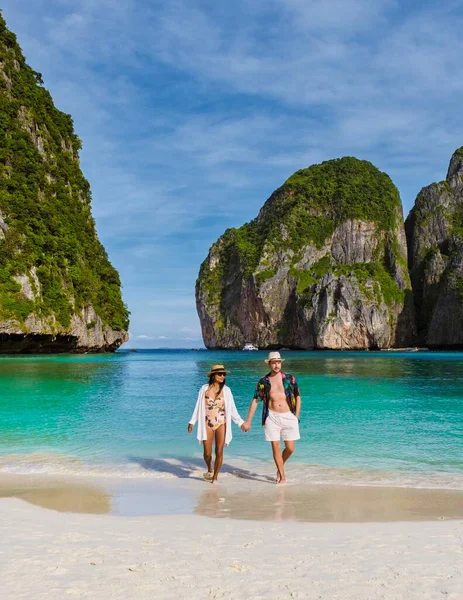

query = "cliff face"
[[405, 148, 463, 348], [0, 16, 128, 352], [197, 157, 415, 349]]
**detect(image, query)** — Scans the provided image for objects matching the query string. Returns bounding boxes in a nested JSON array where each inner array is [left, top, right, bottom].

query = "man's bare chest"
[[269, 377, 285, 398]]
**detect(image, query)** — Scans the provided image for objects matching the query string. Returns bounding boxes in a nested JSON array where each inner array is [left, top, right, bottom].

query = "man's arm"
[[292, 376, 301, 420], [295, 395, 301, 420], [242, 398, 259, 431], [242, 380, 264, 431]]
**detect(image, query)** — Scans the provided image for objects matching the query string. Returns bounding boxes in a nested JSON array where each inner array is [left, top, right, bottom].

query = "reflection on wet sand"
[[194, 484, 463, 522], [0, 475, 111, 514], [2, 471, 463, 522]]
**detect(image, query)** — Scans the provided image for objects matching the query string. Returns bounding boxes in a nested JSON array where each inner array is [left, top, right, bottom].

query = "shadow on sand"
[[127, 456, 273, 483]]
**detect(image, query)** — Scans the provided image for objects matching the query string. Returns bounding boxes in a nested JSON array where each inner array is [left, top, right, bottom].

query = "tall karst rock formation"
[[0, 15, 129, 352], [197, 157, 415, 349], [405, 148, 463, 348]]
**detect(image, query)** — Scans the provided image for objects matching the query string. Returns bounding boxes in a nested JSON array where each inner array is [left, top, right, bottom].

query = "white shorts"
[[264, 410, 300, 442]]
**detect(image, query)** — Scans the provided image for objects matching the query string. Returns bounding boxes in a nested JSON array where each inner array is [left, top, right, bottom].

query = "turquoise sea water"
[[0, 350, 462, 488]]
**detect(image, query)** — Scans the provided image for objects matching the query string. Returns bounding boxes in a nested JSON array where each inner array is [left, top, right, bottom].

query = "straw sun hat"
[[207, 364, 230, 377], [264, 351, 285, 364]]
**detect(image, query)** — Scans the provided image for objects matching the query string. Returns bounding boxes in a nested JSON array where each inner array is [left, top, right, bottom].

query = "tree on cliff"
[[0, 14, 129, 351]]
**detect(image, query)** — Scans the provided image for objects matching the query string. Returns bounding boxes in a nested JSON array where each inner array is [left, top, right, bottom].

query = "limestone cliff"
[[197, 157, 415, 349], [0, 15, 128, 352], [405, 148, 463, 348]]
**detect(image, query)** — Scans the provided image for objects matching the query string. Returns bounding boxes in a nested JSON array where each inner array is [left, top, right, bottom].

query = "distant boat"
[[242, 343, 259, 351]]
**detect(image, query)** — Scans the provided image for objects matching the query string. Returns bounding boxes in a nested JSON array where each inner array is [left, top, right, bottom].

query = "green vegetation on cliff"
[[198, 156, 406, 309], [407, 149, 463, 327], [282, 157, 400, 229], [289, 259, 405, 307], [453, 146, 463, 161], [0, 15, 128, 330]]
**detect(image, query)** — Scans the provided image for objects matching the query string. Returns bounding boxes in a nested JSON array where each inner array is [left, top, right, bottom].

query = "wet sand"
[[0, 473, 111, 514], [194, 482, 463, 522], [1, 472, 463, 522]]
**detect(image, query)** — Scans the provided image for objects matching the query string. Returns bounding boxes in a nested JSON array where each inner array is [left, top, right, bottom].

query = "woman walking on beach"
[[188, 364, 244, 483]]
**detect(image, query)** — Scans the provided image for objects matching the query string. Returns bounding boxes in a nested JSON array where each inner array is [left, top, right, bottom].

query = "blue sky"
[[2, 0, 463, 348]]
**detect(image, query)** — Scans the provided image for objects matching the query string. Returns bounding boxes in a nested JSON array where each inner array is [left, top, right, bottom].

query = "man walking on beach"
[[241, 352, 301, 484]]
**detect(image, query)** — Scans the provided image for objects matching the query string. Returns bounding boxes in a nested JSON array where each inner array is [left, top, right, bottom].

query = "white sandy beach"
[[1, 489, 462, 600]]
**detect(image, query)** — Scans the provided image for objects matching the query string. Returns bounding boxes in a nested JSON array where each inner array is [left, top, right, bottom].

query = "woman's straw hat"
[[207, 364, 230, 377], [264, 351, 285, 364]]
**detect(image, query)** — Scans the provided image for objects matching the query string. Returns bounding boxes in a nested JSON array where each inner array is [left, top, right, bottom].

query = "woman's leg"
[[203, 426, 214, 476], [211, 424, 226, 482]]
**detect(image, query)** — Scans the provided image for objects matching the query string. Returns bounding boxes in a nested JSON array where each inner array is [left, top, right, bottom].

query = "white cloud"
[[134, 334, 168, 340], [279, 0, 395, 32], [178, 326, 202, 337]]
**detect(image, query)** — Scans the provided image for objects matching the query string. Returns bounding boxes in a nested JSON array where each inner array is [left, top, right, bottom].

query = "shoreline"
[[3, 347, 463, 355], [1, 451, 462, 492]]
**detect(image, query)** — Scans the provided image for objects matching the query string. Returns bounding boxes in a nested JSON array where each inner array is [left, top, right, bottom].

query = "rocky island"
[[0, 16, 128, 352], [405, 147, 463, 348], [197, 157, 415, 350], [197, 146, 463, 350]]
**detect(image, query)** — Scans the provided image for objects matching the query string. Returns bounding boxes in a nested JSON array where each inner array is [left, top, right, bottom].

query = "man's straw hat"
[[264, 351, 285, 364]]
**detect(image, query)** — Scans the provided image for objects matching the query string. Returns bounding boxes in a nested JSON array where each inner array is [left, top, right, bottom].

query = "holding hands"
[[241, 420, 251, 432]]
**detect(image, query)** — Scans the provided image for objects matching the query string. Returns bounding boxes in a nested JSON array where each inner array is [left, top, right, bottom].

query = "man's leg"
[[280, 412, 298, 478], [271, 441, 286, 484], [282, 440, 295, 465]]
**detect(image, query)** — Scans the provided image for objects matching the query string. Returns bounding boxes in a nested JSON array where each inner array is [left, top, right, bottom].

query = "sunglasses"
[[213, 372, 226, 376]]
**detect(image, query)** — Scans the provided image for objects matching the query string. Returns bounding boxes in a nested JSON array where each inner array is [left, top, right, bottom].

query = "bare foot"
[[276, 478, 287, 485], [203, 472, 213, 480], [211, 478, 219, 484], [276, 471, 285, 483]]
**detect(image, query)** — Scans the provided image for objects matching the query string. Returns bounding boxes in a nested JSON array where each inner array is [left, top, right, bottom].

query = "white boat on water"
[[242, 343, 259, 351]]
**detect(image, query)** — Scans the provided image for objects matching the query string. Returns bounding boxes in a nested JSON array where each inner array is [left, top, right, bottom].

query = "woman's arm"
[[188, 386, 204, 427], [227, 389, 244, 426]]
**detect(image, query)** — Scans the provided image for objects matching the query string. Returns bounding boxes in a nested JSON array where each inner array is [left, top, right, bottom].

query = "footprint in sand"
[[47, 566, 68, 574], [228, 563, 253, 572]]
